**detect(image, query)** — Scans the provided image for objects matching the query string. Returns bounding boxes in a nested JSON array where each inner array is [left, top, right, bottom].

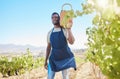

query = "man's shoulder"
[[47, 28, 53, 36]]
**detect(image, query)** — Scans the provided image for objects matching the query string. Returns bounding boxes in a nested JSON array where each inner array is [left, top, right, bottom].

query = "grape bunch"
[[60, 10, 75, 28]]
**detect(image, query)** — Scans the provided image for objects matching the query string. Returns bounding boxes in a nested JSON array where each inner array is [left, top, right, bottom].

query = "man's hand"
[[44, 61, 48, 70], [67, 19, 73, 29]]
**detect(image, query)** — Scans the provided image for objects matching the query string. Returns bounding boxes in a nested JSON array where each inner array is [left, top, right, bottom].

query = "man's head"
[[51, 12, 60, 25]]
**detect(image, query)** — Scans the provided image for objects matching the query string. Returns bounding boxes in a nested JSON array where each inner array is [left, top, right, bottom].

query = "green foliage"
[[0, 48, 44, 77], [75, 0, 120, 79]]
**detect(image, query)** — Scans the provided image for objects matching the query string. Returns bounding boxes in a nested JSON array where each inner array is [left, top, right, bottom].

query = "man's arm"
[[67, 28, 75, 44], [66, 19, 75, 44], [44, 43, 51, 70]]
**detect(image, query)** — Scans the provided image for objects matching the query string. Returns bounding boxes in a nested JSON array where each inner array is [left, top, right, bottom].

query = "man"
[[44, 12, 76, 79]]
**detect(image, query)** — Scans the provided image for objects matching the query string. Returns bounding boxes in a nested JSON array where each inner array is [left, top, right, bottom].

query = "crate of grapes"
[[60, 3, 75, 28]]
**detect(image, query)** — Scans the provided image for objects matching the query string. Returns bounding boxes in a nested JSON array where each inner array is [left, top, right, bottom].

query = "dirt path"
[[40, 62, 95, 79], [74, 62, 94, 79]]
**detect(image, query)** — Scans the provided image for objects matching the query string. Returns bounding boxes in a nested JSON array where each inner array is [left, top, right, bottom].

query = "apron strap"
[[61, 27, 63, 32]]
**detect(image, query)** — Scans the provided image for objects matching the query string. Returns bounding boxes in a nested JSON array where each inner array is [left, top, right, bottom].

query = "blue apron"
[[49, 27, 76, 72]]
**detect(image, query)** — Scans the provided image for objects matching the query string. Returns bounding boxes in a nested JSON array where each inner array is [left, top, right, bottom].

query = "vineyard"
[[81, 0, 120, 79], [0, 51, 90, 79], [0, 0, 120, 79], [0, 48, 45, 78]]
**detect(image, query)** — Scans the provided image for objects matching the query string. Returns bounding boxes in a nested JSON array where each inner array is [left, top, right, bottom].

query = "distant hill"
[[0, 44, 46, 54], [0, 44, 86, 57]]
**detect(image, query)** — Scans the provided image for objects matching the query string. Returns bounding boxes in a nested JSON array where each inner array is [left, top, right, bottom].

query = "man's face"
[[52, 14, 60, 25]]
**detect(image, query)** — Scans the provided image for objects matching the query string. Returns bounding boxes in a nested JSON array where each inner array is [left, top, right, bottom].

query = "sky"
[[0, 0, 94, 49]]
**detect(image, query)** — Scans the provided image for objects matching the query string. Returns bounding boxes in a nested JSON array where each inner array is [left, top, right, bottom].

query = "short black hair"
[[51, 12, 60, 19]]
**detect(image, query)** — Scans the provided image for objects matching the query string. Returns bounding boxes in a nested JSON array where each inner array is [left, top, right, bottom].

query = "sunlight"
[[87, 0, 94, 6], [97, 0, 108, 9], [114, 0, 120, 14]]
